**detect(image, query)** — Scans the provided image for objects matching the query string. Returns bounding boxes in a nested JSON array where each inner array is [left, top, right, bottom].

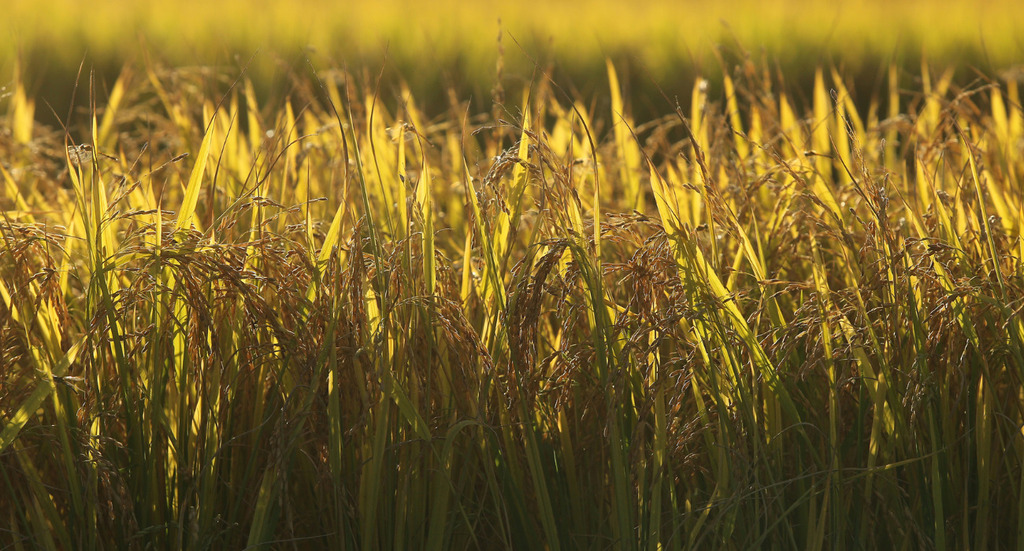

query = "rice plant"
[[2, 56, 1024, 549]]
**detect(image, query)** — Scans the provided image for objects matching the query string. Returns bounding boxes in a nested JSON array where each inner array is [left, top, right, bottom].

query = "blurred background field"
[[3, 0, 1023, 118]]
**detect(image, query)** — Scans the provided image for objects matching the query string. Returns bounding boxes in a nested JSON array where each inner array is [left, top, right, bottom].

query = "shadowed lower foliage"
[[2, 58, 1024, 549]]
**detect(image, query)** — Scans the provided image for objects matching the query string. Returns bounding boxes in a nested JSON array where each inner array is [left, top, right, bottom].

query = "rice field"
[[3, 2, 1024, 549]]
